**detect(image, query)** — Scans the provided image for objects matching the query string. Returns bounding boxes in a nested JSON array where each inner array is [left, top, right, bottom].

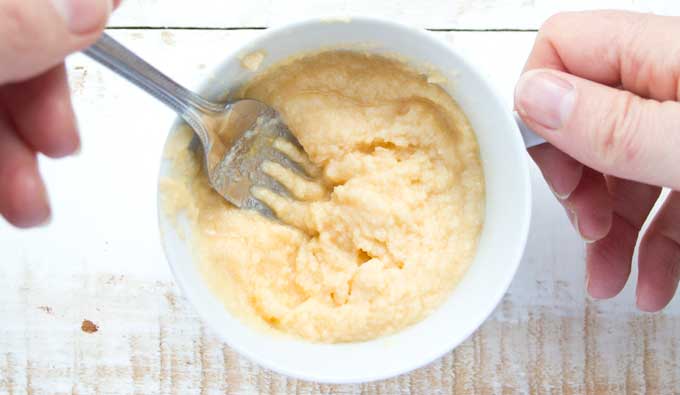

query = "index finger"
[[525, 10, 680, 101]]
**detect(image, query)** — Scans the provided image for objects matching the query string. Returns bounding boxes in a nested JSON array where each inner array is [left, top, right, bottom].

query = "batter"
[[162, 51, 485, 343]]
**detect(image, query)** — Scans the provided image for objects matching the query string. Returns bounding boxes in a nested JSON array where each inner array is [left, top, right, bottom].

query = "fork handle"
[[83, 33, 222, 140]]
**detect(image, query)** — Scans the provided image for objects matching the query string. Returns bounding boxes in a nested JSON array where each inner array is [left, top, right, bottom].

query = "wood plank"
[[107, 0, 679, 30], [0, 29, 678, 394]]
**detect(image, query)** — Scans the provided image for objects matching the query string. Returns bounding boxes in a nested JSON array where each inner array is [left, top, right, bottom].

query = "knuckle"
[[538, 12, 578, 39], [620, 15, 658, 91], [591, 92, 644, 168], [540, 12, 568, 32], [537, 14, 563, 41]]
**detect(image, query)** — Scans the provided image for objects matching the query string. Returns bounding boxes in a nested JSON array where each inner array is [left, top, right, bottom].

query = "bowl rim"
[[156, 15, 533, 384]]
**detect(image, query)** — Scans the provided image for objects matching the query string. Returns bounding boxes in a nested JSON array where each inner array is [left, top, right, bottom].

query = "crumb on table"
[[81, 319, 99, 334]]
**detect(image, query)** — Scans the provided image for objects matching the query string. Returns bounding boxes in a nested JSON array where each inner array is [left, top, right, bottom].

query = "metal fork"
[[83, 33, 311, 218]]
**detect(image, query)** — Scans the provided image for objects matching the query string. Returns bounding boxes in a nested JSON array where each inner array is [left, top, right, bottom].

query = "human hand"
[[0, 0, 119, 228], [515, 11, 680, 312]]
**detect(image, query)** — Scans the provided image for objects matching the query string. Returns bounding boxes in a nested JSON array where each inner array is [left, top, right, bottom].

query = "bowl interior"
[[158, 17, 531, 383]]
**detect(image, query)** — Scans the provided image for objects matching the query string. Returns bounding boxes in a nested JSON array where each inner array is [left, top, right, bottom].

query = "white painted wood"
[[0, 28, 678, 394], [107, 0, 679, 29]]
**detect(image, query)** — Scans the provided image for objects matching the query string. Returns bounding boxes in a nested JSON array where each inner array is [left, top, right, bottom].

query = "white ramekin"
[[158, 16, 532, 384]]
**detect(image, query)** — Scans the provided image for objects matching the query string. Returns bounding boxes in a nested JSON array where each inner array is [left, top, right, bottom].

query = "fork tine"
[[278, 127, 304, 149], [271, 136, 322, 178], [243, 195, 277, 219], [266, 146, 310, 178], [258, 172, 292, 198], [208, 101, 324, 220], [272, 137, 305, 163]]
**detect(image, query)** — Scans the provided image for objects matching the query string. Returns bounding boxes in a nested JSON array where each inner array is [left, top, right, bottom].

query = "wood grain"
[[1, 263, 679, 394], [0, 29, 679, 394], [107, 0, 678, 29]]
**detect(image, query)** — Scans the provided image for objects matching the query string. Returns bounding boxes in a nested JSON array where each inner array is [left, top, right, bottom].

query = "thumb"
[[515, 68, 680, 191], [0, 0, 112, 84]]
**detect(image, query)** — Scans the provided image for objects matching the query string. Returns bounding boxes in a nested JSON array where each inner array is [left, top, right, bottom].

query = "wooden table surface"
[[1, 1, 679, 394]]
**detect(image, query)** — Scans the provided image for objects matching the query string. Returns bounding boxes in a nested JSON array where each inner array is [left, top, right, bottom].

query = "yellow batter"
[[161, 51, 485, 343]]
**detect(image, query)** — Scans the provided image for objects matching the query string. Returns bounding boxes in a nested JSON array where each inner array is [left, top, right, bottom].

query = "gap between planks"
[[104, 26, 539, 32]]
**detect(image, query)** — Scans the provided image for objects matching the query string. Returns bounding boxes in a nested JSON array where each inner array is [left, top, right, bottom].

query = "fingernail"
[[39, 213, 53, 227], [568, 209, 597, 243], [515, 70, 576, 130], [72, 134, 82, 156], [572, 214, 599, 243], [585, 272, 594, 298], [635, 287, 653, 311], [572, 210, 580, 232], [73, 120, 82, 156], [50, 0, 113, 34], [565, 206, 576, 226], [548, 181, 570, 200]]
